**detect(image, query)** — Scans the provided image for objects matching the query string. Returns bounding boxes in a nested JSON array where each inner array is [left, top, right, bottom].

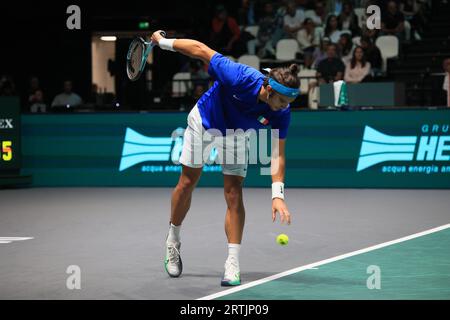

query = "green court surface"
[[218, 227, 450, 300]]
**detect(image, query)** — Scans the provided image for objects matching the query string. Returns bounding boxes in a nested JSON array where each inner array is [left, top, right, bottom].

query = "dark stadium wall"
[[1, 0, 239, 111], [1, 2, 91, 111]]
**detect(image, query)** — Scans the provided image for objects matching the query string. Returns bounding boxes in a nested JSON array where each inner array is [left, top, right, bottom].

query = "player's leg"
[[165, 166, 202, 278], [222, 133, 249, 244], [165, 104, 204, 278], [223, 174, 246, 244], [220, 132, 249, 286], [221, 174, 245, 286], [170, 164, 202, 226], [219, 133, 249, 286], [171, 105, 204, 227]]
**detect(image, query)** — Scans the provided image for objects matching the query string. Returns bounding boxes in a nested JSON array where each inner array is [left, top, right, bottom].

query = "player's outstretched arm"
[[150, 30, 216, 66], [271, 139, 291, 225]]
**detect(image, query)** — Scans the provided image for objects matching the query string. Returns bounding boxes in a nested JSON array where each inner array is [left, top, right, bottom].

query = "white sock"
[[167, 223, 181, 243], [227, 243, 241, 265]]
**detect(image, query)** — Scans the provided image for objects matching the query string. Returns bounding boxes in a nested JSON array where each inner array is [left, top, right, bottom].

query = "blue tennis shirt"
[[196, 53, 291, 139]]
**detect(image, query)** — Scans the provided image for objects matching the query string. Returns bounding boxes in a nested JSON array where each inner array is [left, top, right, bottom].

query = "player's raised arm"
[[150, 30, 217, 66]]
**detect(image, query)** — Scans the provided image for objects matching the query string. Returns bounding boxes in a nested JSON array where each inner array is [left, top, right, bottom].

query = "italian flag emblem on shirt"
[[258, 116, 269, 125]]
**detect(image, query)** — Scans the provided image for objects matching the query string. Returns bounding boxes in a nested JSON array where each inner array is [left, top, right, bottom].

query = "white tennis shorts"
[[179, 104, 250, 177]]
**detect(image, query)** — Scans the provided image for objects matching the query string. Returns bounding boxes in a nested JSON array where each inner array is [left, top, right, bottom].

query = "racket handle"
[[148, 30, 167, 47]]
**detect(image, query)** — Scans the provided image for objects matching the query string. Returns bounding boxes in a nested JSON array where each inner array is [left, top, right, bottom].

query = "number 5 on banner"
[[2, 141, 12, 161]]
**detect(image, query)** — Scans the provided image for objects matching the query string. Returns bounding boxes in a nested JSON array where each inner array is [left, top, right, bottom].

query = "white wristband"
[[158, 38, 176, 52], [272, 182, 285, 200]]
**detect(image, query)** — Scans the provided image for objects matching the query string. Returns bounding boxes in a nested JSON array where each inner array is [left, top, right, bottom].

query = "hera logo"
[[119, 127, 183, 171], [119, 127, 218, 171], [357, 125, 450, 172]]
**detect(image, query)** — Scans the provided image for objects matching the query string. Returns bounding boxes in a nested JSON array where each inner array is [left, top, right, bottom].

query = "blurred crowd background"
[[1, 0, 449, 112]]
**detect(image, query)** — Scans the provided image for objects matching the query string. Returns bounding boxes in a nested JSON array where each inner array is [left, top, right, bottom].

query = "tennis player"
[[150, 30, 299, 286]]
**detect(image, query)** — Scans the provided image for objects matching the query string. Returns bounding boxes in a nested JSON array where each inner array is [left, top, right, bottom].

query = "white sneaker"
[[221, 257, 241, 286], [164, 242, 183, 277]]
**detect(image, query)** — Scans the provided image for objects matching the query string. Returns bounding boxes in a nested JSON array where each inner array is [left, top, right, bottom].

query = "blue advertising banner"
[[21, 109, 450, 188]]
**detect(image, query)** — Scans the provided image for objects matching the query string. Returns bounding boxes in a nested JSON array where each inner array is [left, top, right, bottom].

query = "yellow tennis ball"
[[276, 234, 289, 246]]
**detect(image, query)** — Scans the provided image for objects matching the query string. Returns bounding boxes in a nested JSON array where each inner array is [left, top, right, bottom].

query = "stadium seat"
[[404, 20, 412, 41], [244, 25, 259, 38], [375, 35, 399, 72], [298, 69, 317, 95], [275, 39, 299, 61], [341, 30, 352, 37], [172, 72, 191, 97], [304, 10, 315, 20], [238, 55, 260, 70]]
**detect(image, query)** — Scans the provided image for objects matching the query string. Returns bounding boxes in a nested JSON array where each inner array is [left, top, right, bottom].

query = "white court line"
[[0, 237, 34, 244], [198, 223, 450, 300]]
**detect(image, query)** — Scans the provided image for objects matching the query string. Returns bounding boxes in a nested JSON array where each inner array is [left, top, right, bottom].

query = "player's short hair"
[[263, 64, 300, 90]]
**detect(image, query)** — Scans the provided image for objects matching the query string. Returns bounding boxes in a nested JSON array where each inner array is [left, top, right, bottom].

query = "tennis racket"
[[126, 31, 166, 81]]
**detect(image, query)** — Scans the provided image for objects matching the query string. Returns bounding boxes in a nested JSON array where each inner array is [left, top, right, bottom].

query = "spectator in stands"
[[297, 18, 318, 54], [323, 15, 343, 43], [338, 33, 354, 65], [305, 0, 327, 26], [238, 0, 256, 26], [327, 0, 345, 15], [51, 80, 83, 107], [247, 1, 280, 58], [189, 60, 210, 86], [305, 49, 315, 67], [317, 43, 346, 83], [243, 0, 278, 26], [27, 76, 41, 105], [267, 0, 288, 41], [338, 1, 361, 36], [0, 76, 17, 96], [210, 4, 245, 58], [274, 0, 288, 20], [344, 46, 371, 83], [443, 58, 450, 107], [302, 0, 314, 9], [399, 0, 424, 40], [312, 37, 331, 68], [360, 36, 382, 73], [358, 0, 374, 8], [295, 0, 314, 10], [283, 0, 305, 38], [361, 24, 379, 43], [381, 0, 405, 41], [30, 89, 47, 113], [87, 83, 103, 106]]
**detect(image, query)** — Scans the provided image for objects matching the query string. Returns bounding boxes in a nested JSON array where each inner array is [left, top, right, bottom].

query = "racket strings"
[[128, 40, 144, 79]]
